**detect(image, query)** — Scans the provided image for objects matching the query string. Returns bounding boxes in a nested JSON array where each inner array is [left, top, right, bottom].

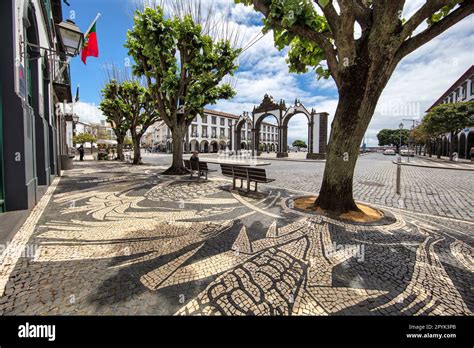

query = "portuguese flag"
[[81, 22, 99, 65]]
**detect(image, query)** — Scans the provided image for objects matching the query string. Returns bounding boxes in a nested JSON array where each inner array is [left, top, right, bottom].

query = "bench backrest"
[[233, 166, 248, 179], [247, 168, 267, 181], [220, 164, 234, 177], [198, 162, 209, 171]]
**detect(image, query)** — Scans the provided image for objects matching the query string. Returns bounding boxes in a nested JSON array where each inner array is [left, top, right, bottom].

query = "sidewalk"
[[0, 161, 472, 315], [393, 155, 474, 171]]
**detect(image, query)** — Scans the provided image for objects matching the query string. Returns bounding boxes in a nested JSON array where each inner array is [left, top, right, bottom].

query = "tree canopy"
[[377, 129, 409, 148], [73, 133, 96, 145], [125, 6, 241, 127], [292, 140, 308, 149], [422, 101, 474, 136], [236, 0, 474, 87]]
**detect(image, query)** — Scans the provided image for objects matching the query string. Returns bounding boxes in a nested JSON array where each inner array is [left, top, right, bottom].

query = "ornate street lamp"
[[57, 20, 84, 57]]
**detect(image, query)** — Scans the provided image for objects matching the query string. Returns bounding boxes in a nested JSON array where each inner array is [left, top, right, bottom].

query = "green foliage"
[[125, 6, 241, 125], [100, 79, 159, 138], [428, 0, 463, 25], [422, 101, 474, 136], [236, 0, 331, 78], [292, 139, 308, 149], [99, 80, 131, 140], [377, 129, 409, 147], [73, 133, 96, 145]]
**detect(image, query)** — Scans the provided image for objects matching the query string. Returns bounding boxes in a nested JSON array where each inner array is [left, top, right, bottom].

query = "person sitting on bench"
[[190, 151, 204, 176]]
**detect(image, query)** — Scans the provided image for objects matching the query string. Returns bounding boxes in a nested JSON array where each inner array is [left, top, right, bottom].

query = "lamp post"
[[399, 123, 404, 156], [403, 119, 417, 163], [57, 20, 84, 57]]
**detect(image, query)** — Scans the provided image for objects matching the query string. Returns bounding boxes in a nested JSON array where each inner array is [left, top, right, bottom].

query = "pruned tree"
[[422, 101, 474, 160], [292, 139, 308, 150], [377, 128, 409, 153], [237, 0, 474, 214], [99, 81, 130, 161], [73, 133, 97, 155], [125, 3, 241, 174]]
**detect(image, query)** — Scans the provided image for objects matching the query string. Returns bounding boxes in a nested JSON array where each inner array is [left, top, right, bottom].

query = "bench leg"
[[254, 182, 258, 192], [232, 177, 236, 190]]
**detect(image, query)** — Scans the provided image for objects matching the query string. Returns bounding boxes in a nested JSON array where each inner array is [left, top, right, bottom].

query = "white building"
[[426, 65, 474, 159], [147, 109, 279, 153]]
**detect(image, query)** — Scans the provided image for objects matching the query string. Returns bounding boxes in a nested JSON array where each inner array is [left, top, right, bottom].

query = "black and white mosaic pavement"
[[0, 161, 472, 315]]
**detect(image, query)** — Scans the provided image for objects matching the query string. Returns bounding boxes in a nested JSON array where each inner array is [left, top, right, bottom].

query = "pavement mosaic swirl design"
[[0, 162, 472, 316]]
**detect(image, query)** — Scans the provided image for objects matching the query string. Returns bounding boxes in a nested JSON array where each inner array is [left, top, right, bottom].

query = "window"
[[191, 125, 198, 136], [212, 116, 217, 125], [470, 77, 474, 95], [202, 126, 208, 137], [202, 115, 208, 123], [220, 118, 225, 126], [220, 128, 225, 137], [228, 119, 233, 126], [462, 82, 468, 99], [242, 131, 246, 140], [211, 127, 217, 138]]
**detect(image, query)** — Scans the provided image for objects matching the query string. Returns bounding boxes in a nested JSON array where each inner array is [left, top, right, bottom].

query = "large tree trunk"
[[315, 61, 386, 214], [116, 136, 125, 161], [315, 95, 370, 213], [132, 136, 142, 165], [163, 123, 188, 175]]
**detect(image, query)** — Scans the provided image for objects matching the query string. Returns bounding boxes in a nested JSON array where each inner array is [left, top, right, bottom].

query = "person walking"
[[78, 145, 85, 161]]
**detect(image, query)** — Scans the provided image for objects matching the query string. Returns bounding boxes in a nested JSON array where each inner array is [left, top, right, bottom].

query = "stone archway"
[[442, 137, 448, 157], [452, 133, 459, 158], [254, 113, 280, 156], [467, 132, 474, 159], [200, 140, 209, 153], [459, 132, 466, 159], [219, 141, 226, 151], [234, 113, 252, 152], [189, 140, 199, 153], [210, 141, 218, 153], [281, 108, 312, 156]]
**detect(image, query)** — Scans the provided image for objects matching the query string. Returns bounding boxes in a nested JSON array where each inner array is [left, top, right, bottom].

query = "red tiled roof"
[[427, 65, 474, 111]]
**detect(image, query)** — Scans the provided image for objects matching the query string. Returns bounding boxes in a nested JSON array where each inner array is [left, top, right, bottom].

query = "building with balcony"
[[0, 0, 74, 212], [146, 109, 279, 154], [426, 65, 474, 159]]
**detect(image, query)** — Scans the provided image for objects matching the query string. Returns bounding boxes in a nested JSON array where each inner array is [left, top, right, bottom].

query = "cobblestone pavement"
[[144, 153, 474, 221], [0, 159, 472, 315]]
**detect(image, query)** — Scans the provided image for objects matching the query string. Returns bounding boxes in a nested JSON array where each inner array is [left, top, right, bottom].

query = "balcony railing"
[[52, 58, 71, 86]]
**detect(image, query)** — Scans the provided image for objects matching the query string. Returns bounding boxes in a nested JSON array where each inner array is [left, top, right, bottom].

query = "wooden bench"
[[220, 164, 275, 192], [184, 160, 217, 180]]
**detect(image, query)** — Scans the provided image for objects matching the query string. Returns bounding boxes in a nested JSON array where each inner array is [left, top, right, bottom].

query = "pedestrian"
[[78, 145, 85, 161], [190, 151, 202, 176]]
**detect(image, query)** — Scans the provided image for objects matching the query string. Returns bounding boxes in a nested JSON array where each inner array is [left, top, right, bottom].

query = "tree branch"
[[313, 0, 340, 32], [251, 0, 340, 87], [396, 1, 474, 60], [400, 0, 447, 42]]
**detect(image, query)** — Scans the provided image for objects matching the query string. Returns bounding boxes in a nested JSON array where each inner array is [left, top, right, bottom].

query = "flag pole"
[[85, 13, 101, 34]]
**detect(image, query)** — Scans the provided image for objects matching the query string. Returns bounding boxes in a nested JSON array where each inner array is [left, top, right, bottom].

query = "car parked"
[[383, 149, 396, 155], [400, 149, 415, 157]]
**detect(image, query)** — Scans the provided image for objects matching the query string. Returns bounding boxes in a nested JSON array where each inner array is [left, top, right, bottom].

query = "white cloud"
[[124, 1, 473, 148], [65, 102, 106, 125]]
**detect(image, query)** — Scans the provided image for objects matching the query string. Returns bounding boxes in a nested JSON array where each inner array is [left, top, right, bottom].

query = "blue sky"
[[64, 0, 474, 146]]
